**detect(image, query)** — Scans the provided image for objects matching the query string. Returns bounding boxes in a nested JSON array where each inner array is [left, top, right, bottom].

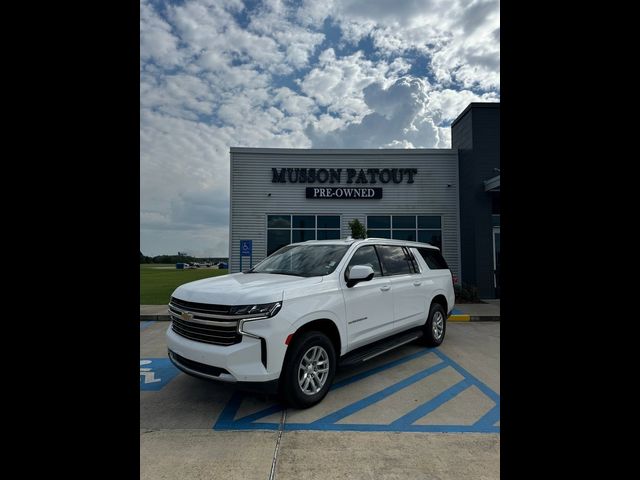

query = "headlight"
[[230, 302, 282, 318]]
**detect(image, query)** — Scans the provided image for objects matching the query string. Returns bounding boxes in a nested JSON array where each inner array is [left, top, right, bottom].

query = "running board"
[[339, 329, 424, 368]]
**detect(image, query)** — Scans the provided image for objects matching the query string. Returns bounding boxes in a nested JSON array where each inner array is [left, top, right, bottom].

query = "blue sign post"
[[240, 240, 253, 272]]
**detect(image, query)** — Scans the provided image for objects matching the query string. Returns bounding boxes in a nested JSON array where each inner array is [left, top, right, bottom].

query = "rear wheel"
[[280, 331, 336, 409], [422, 303, 446, 346]]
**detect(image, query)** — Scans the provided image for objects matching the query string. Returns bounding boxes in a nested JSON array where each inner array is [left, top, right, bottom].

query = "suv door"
[[341, 245, 394, 350], [376, 245, 427, 332]]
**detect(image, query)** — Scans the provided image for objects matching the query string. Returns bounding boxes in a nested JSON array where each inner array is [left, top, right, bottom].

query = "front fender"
[[289, 310, 347, 356]]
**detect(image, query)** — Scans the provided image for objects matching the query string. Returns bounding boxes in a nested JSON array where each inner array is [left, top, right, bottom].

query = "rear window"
[[417, 247, 449, 270]]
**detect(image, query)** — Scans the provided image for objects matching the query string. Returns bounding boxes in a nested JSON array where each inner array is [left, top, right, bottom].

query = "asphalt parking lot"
[[141, 320, 500, 480]]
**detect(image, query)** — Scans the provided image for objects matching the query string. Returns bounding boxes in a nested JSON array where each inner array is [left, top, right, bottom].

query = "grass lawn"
[[140, 264, 229, 304]]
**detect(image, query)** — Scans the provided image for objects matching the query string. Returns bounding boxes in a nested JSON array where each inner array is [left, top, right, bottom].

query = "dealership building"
[[228, 102, 500, 298]]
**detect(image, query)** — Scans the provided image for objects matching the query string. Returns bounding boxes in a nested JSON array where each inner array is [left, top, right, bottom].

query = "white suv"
[[166, 238, 455, 408]]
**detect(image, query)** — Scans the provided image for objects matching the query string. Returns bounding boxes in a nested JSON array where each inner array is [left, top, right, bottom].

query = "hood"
[[171, 272, 323, 306]]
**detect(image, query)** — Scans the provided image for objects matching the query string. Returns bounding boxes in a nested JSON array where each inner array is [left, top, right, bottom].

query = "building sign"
[[272, 167, 417, 184], [306, 187, 382, 199]]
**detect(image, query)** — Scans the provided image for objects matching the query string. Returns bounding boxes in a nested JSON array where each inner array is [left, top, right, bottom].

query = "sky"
[[140, 0, 500, 258]]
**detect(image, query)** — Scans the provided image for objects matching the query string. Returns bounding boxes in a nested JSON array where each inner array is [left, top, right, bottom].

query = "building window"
[[366, 215, 443, 251], [267, 215, 341, 255]]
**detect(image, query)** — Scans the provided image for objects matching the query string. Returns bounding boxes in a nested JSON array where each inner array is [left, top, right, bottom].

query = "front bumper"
[[166, 325, 280, 382], [168, 349, 279, 395], [165, 314, 292, 382]]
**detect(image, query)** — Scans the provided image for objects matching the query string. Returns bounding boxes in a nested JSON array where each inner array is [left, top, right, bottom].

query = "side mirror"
[[346, 265, 375, 288]]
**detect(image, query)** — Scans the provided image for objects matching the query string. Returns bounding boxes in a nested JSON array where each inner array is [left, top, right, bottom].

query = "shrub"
[[454, 282, 480, 302], [348, 219, 367, 239]]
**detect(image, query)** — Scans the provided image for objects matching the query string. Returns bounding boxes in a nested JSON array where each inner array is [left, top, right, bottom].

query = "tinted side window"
[[376, 245, 413, 275], [418, 248, 449, 270], [346, 246, 382, 277], [405, 248, 420, 273]]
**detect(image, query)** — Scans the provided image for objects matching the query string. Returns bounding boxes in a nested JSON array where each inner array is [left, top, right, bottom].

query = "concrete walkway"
[[141, 300, 500, 322]]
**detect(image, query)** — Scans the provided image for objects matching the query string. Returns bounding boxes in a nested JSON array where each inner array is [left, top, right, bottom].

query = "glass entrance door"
[[493, 227, 500, 298]]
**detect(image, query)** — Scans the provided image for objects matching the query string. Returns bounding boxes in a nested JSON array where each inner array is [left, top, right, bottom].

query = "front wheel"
[[280, 331, 336, 409], [422, 303, 447, 346]]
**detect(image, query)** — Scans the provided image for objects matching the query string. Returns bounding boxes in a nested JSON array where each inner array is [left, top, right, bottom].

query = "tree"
[[348, 219, 367, 239]]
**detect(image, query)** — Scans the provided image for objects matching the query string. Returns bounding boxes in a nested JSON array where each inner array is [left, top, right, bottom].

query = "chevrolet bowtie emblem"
[[181, 311, 193, 321]]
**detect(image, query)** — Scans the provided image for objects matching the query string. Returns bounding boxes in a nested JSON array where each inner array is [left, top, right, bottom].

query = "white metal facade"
[[229, 148, 461, 280]]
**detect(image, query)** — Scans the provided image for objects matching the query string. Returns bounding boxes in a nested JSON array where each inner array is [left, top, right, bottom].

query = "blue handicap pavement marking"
[[140, 321, 156, 331], [140, 358, 180, 391], [213, 348, 500, 433], [450, 308, 463, 315]]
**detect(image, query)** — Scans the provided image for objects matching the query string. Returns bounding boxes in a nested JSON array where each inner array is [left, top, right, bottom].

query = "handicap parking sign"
[[240, 240, 252, 256], [140, 358, 180, 391]]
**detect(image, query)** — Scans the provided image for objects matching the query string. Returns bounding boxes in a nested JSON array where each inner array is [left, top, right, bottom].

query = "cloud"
[[340, 0, 439, 27], [139, 0, 499, 257], [140, 0, 183, 67], [140, 73, 218, 121], [327, 0, 500, 90], [299, 48, 408, 125], [306, 77, 439, 148], [306, 76, 498, 148], [140, 110, 232, 222], [169, 188, 230, 228], [426, 87, 499, 124], [455, 0, 498, 35], [295, 0, 336, 27], [248, 0, 326, 71]]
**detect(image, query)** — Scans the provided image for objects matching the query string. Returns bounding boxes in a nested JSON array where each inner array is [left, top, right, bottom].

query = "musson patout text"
[[271, 167, 418, 184]]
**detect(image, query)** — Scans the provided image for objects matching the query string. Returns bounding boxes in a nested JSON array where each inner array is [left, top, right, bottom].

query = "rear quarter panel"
[[411, 247, 455, 314]]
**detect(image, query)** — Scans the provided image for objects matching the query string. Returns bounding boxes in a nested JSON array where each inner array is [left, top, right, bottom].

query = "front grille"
[[169, 297, 241, 346], [170, 297, 231, 315], [170, 319, 242, 346], [169, 351, 230, 377]]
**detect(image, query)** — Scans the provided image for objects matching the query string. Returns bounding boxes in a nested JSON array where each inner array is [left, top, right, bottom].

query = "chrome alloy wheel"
[[432, 310, 444, 340], [298, 346, 329, 395]]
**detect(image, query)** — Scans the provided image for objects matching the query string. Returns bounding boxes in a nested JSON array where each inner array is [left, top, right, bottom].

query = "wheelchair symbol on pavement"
[[140, 358, 180, 391], [140, 360, 161, 384]]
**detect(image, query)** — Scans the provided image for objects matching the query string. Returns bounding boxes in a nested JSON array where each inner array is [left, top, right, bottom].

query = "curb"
[[140, 314, 171, 322], [470, 315, 500, 322], [448, 314, 500, 322]]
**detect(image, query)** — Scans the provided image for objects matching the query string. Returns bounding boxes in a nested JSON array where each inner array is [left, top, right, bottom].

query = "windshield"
[[249, 244, 350, 277]]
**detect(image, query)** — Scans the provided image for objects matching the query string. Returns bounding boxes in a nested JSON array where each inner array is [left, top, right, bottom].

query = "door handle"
[[413, 281, 422, 286], [380, 285, 391, 291]]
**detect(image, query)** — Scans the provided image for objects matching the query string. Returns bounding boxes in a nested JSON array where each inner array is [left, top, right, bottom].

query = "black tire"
[[422, 303, 447, 347], [280, 331, 337, 409]]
